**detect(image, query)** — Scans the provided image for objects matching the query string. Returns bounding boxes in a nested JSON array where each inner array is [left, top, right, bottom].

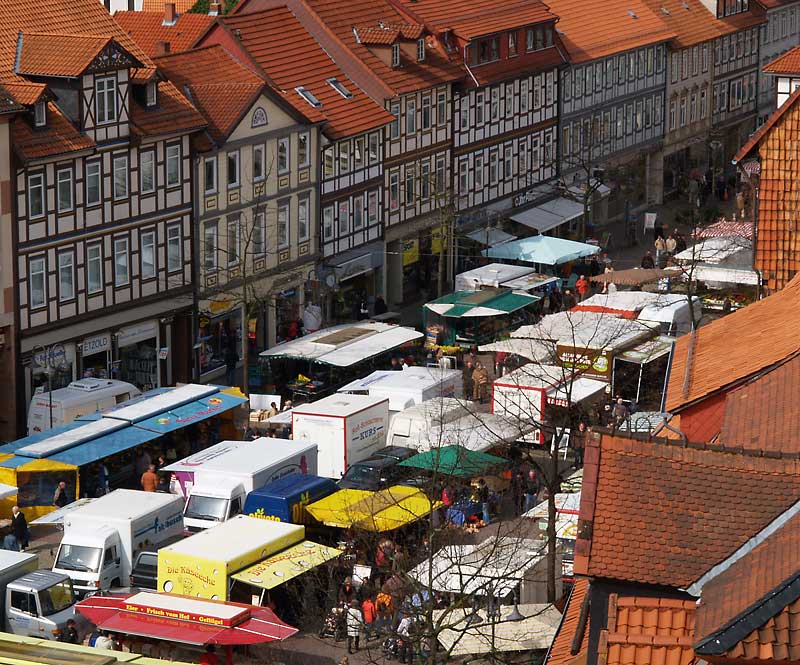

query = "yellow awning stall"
[[0, 457, 78, 520], [231, 540, 342, 590], [306, 486, 440, 532]]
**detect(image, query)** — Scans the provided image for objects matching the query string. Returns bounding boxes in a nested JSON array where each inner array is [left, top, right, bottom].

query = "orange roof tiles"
[[0, 83, 23, 114], [114, 11, 214, 57], [130, 77, 206, 136], [576, 434, 800, 588], [446, 5, 556, 41], [210, 6, 393, 138], [354, 26, 401, 46], [155, 45, 265, 142], [142, 0, 197, 11], [13, 101, 95, 160], [15, 33, 127, 78], [542, 0, 675, 64], [719, 355, 800, 455], [470, 46, 565, 87], [665, 276, 800, 412], [547, 579, 591, 665], [601, 595, 696, 665], [764, 44, 800, 73]]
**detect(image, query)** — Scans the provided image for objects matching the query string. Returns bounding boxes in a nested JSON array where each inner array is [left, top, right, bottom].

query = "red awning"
[[76, 593, 297, 646]]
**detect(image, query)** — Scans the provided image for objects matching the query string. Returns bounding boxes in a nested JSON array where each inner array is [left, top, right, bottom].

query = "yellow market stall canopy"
[[231, 541, 341, 590]]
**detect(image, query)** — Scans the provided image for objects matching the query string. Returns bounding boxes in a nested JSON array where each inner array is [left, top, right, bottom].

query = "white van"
[[27, 378, 140, 435]]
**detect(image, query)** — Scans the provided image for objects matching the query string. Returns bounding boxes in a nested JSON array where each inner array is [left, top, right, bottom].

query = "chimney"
[[209, 2, 221, 15], [155, 40, 171, 56], [163, 2, 177, 26]]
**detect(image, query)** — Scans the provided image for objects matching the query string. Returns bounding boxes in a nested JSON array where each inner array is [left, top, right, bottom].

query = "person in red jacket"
[[576, 274, 590, 301], [362, 595, 377, 640]]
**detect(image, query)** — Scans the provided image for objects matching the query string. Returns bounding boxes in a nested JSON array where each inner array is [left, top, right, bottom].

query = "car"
[[129, 550, 158, 590], [371, 446, 416, 463]]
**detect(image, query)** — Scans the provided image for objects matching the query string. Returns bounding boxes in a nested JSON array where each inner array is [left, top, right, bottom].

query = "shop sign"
[[431, 227, 447, 254], [513, 189, 539, 208], [402, 239, 419, 266], [122, 599, 249, 628], [81, 333, 111, 356], [335, 253, 375, 282], [158, 348, 169, 360], [117, 321, 158, 348], [555, 343, 611, 380], [209, 298, 235, 315], [33, 343, 68, 370]]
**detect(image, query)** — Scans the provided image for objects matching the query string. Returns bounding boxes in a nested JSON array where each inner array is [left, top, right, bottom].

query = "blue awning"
[[48, 426, 161, 467], [0, 421, 87, 458], [131, 391, 247, 435]]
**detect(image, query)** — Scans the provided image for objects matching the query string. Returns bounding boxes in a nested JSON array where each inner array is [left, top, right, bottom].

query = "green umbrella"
[[399, 445, 506, 478]]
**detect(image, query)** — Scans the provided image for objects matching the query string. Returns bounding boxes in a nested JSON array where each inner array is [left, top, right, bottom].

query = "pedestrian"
[[563, 289, 577, 310], [396, 614, 415, 664], [53, 480, 70, 508], [224, 343, 239, 386], [612, 398, 630, 429], [391, 357, 403, 371], [601, 264, 614, 294], [374, 295, 388, 316], [140, 463, 159, 492], [11, 506, 28, 552], [282, 399, 293, 412], [362, 595, 376, 640], [654, 235, 666, 264], [94, 631, 117, 650], [674, 228, 687, 253], [471, 362, 489, 403], [267, 402, 279, 418], [640, 251, 655, 269], [339, 577, 356, 605], [375, 590, 393, 635], [571, 422, 588, 468], [575, 275, 589, 301], [60, 618, 80, 644], [346, 600, 363, 653], [512, 472, 526, 516], [524, 470, 539, 513], [199, 645, 218, 665], [665, 234, 677, 256], [477, 478, 490, 526]]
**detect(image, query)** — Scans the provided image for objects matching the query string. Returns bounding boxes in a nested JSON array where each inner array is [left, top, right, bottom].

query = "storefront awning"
[[76, 592, 297, 646], [48, 425, 161, 467], [465, 228, 517, 247], [334, 251, 382, 283], [132, 391, 247, 435], [231, 541, 342, 590], [510, 197, 585, 233], [482, 235, 600, 265]]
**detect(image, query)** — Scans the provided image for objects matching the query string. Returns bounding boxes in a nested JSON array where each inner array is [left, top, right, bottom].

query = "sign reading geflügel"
[[122, 598, 250, 628]]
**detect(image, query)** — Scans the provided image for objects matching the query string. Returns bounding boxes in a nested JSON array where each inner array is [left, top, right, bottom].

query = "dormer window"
[[392, 43, 400, 68], [508, 32, 518, 57], [417, 38, 425, 62], [95, 76, 117, 125], [34, 100, 46, 127], [296, 86, 322, 108], [146, 80, 158, 107], [327, 78, 353, 99]]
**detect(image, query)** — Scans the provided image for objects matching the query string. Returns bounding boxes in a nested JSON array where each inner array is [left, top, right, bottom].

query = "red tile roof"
[[576, 434, 800, 588], [16, 33, 127, 78], [470, 46, 565, 87], [547, 579, 591, 665], [142, 0, 197, 11], [695, 511, 800, 660], [12, 101, 96, 160], [541, 0, 675, 63], [719, 355, 800, 455], [207, 5, 394, 138], [764, 44, 800, 74], [602, 595, 697, 665], [130, 77, 206, 137], [354, 26, 401, 46], [114, 11, 214, 57], [155, 44, 265, 142], [0, 83, 23, 115], [665, 275, 800, 412]]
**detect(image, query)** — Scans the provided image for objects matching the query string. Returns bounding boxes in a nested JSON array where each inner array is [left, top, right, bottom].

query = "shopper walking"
[[140, 464, 159, 492], [11, 506, 28, 552], [346, 600, 363, 654], [478, 478, 490, 526]]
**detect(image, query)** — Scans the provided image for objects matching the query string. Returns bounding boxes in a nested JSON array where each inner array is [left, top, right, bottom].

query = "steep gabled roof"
[[547, 578, 591, 665], [763, 43, 800, 74], [15, 33, 142, 78], [114, 11, 214, 57], [665, 275, 800, 412]]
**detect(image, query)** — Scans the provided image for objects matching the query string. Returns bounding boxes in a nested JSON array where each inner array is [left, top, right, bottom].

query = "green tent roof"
[[425, 288, 540, 318], [398, 445, 506, 478]]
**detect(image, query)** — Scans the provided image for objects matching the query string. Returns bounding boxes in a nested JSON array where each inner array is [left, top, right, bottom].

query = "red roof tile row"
[[547, 579, 591, 665], [115, 11, 214, 58], [764, 44, 800, 74], [142, 0, 197, 11]]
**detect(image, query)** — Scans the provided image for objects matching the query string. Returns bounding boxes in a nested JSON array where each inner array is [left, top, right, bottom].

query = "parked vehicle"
[[243, 473, 337, 524], [128, 551, 158, 591], [338, 447, 416, 491]]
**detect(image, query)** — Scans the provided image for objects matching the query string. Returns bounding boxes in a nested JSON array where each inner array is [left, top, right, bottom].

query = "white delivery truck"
[[338, 366, 462, 411], [53, 489, 184, 596], [0, 551, 87, 640], [292, 394, 389, 479], [385, 397, 468, 448], [165, 438, 318, 532], [27, 378, 140, 435]]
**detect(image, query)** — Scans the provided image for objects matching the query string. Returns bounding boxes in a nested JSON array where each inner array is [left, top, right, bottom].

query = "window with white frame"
[[417, 38, 425, 62], [298, 196, 310, 241], [95, 76, 117, 124], [422, 96, 431, 130], [520, 80, 529, 113], [338, 200, 349, 235], [504, 147, 513, 179], [389, 172, 399, 210], [476, 92, 484, 124], [369, 133, 380, 163], [277, 200, 289, 248], [420, 162, 430, 199], [354, 138, 364, 170], [113, 154, 128, 200], [146, 80, 157, 107], [278, 137, 290, 174], [28, 172, 44, 218], [339, 141, 350, 175], [700, 89, 707, 118], [368, 190, 378, 224], [323, 205, 334, 240], [253, 144, 265, 181], [489, 150, 498, 184], [491, 88, 499, 120], [437, 92, 446, 124], [87, 244, 103, 294], [519, 143, 528, 175], [298, 133, 310, 167], [204, 158, 217, 194], [166, 144, 181, 187], [113, 237, 129, 286], [475, 155, 484, 188], [353, 194, 364, 229], [460, 106, 469, 130], [531, 139, 540, 169], [167, 224, 181, 272], [86, 161, 101, 206], [34, 101, 46, 127], [29, 256, 46, 308], [227, 151, 240, 188], [140, 150, 155, 194], [458, 160, 468, 194], [436, 158, 445, 193], [253, 211, 266, 255], [227, 217, 240, 265], [405, 169, 415, 205], [58, 251, 75, 301], [57, 168, 73, 213], [323, 147, 334, 178], [140, 230, 156, 279], [203, 222, 217, 270], [390, 104, 400, 139], [406, 100, 417, 133]]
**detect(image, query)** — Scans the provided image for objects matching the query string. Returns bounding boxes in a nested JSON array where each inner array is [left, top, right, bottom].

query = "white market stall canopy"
[[260, 323, 423, 367], [482, 235, 600, 265], [465, 228, 517, 247], [410, 412, 531, 453], [673, 264, 760, 286], [510, 197, 585, 234], [479, 338, 554, 364], [547, 377, 607, 406], [674, 236, 752, 265], [455, 264, 535, 292], [0, 483, 17, 500]]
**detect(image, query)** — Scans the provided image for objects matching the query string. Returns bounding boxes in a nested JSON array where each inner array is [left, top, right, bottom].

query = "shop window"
[[119, 337, 158, 391], [198, 310, 242, 376]]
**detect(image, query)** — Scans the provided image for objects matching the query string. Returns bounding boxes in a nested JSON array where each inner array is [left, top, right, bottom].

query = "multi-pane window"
[[508, 32, 518, 57], [405, 169, 415, 205], [338, 200, 349, 235], [277, 201, 289, 248], [167, 225, 181, 272], [390, 104, 400, 139], [475, 155, 484, 188], [29, 256, 46, 308], [458, 160, 468, 194], [140, 151, 155, 194], [323, 147, 334, 178], [204, 158, 217, 193], [421, 96, 431, 130], [353, 194, 364, 229], [368, 191, 378, 224], [227, 218, 240, 265], [95, 76, 117, 124], [253, 212, 265, 255], [227, 151, 240, 188], [298, 196, 310, 241], [437, 92, 446, 124], [86, 161, 101, 206], [369, 133, 380, 163], [406, 100, 417, 134], [166, 144, 180, 187], [203, 223, 217, 270], [57, 169, 73, 212], [339, 142, 350, 174], [323, 206, 334, 240], [87, 244, 103, 294], [28, 173, 44, 218], [298, 133, 310, 167], [491, 88, 499, 120], [278, 137, 289, 173], [420, 162, 430, 199], [504, 147, 513, 179], [489, 150, 498, 184], [140, 231, 156, 279], [58, 251, 75, 301], [113, 237, 129, 286], [253, 144, 265, 181], [389, 172, 399, 210], [113, 155, 128, 200]]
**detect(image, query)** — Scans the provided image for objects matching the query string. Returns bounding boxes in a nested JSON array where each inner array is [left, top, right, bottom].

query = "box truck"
[[157, 515, 304, 600], [337, 366, 462, 411], [0, 551, 87, 640], [385, 397, 468, 449], [243, 473, 337, 524], [165, 438, 319, 532], [53, 489, 184, 596], [292, 394, 389, 479]]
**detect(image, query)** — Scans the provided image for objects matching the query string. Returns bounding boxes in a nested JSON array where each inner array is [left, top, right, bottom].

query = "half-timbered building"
[[757, 0, 800, 123], [0, 0, 205, 432]]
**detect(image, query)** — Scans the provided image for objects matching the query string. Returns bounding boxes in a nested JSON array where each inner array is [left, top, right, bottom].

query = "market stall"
[[398, 445, 505, 478], [523, 492, 580, 581], [259, 322, 423, 402], [481, 235, 600, 266], [423, 288, 541, 347], [612, 336, 674, 410], [454, 263, 559, 293], [337, 366, 462, 411]]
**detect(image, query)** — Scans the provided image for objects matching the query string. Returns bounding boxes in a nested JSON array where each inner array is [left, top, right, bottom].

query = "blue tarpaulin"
[[48, 426, 161, 467], [132, 391, 247, 435], [481, 235, 600, 265]]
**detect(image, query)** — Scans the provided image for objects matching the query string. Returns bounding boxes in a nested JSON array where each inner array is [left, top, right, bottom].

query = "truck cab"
[[183, 477, 246, 532], [5, 571, 87, 640], [52, 526, 121, 596]]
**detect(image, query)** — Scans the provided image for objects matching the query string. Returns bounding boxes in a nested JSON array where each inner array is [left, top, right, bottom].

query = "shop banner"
[[117, 321, 158, 348], [81, 333, 111, 356], [403, 239, 419, 266], [555, 343, 611, 380], [431, 227, 448, 254]]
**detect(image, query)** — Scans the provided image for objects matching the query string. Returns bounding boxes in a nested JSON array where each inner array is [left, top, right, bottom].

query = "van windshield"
[[55, 544, 102, 574], [184, 494, 227, 522], [39, 579, 76, 616]]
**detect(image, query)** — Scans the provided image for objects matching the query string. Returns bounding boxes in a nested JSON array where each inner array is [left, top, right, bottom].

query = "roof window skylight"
[[326, 78, 353, 99], [295, 86, 322, 108]]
